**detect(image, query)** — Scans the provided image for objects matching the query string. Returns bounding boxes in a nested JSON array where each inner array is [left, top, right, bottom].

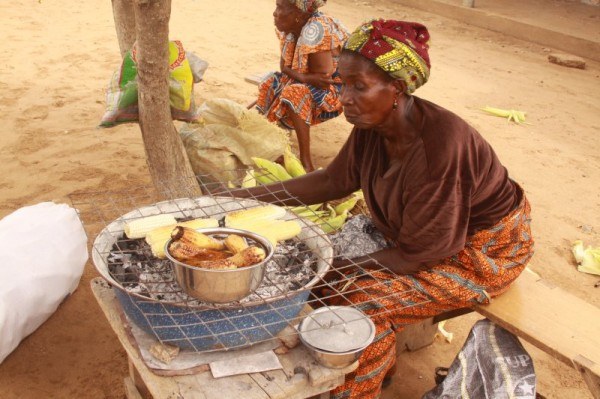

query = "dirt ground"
[[0, 0, 599, 398]]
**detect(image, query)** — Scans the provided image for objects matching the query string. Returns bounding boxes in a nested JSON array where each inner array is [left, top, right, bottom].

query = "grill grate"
[[71, 170, 431, 354]]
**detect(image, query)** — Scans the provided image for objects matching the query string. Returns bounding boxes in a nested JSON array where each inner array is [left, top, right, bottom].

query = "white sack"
[[0, 202, 88, 363]]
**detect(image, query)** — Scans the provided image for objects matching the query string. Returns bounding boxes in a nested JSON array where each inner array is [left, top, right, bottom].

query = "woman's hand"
[[281, 64, 295, 78], [281, 50, 335, 89], [280, 57, 287, 74], [303, 73, 335, 89], [282, 66, 334, 89], [311, 258, 358, 301]]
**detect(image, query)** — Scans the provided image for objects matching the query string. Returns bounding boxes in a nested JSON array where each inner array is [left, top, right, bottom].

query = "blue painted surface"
[[114, 288, 309, 351]]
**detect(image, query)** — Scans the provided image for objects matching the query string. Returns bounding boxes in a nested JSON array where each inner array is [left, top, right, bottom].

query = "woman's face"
[[273, 0, 300, 33], [338, 52, 398, 129]]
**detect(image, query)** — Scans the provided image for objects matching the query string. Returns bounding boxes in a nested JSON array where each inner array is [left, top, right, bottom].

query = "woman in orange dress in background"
[[257, 0, 349, 171]]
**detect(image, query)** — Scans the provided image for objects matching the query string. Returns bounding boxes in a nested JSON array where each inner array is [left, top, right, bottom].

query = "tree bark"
[[112, 0, 136, 58], [133, 0, 202, 199]]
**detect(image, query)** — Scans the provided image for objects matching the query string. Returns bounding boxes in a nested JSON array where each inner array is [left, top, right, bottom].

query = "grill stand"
[[91, 278, 357, 399]]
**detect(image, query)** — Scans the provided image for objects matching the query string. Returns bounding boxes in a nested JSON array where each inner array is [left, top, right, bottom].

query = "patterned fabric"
[[257, 13, 348, 127], [329, 193, 534, 399], [288, 0, 326, 13], [344, 19, 431, 94]]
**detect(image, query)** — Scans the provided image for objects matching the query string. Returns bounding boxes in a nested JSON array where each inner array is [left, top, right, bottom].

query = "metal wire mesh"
[[71, 170, 431, 354]]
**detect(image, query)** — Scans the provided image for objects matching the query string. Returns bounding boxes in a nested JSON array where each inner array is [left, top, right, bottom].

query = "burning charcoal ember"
[[330, 215, 389, 259]]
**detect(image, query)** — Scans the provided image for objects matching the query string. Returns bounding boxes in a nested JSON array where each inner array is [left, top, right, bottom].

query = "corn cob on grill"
[[229, 219, 302, 247], [123, 214, 177, 239], [224, 205, 287, 227], [146, 218, 219, 258]]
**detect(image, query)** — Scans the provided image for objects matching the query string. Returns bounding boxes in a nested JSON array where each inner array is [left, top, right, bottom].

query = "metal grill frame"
[[71, 171, 431, 354]]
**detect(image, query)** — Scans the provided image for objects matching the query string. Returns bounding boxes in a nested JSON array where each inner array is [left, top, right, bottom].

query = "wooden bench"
[[397, 269, 600, 398]]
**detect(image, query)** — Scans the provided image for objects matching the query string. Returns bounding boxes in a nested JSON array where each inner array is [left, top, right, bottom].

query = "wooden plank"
[[92, 279, 270, 398], [250, 343, 354, 399], [123, 376, 144, 399], [249, 370, 288, 399], [474, 269, 600, 374], [250, 367, 344, 399], [91, 279, 181, 397], [128, 360, 152, 399], [181, 372, 270, 399], [573, 355, 600, 399], [277, 345, 356, 387]]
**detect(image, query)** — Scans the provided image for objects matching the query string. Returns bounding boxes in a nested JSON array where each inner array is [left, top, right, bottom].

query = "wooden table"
[[91, 278, 357, 399]]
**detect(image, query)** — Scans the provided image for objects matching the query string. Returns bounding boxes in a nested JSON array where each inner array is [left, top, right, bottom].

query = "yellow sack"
[[180, 98, 289, 183]]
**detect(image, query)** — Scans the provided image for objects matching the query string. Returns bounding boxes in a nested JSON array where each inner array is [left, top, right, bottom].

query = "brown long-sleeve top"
[[325, 97, 519, 263]]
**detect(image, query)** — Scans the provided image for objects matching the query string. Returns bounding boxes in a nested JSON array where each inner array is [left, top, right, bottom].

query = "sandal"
[[434, 367, 449, 385]]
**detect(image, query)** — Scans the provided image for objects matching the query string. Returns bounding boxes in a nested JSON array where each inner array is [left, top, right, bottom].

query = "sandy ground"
[[0, 0, 599, 398]]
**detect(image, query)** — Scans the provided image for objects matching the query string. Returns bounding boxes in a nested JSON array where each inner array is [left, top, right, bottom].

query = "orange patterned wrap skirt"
[[329, 195, 534, 399], [257, 72, 343, 129]]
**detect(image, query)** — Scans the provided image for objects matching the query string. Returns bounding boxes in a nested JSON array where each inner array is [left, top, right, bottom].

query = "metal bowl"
[[298, 306, 376, 369], [165, 227, 274, 303], [300, 340, 368, 369]]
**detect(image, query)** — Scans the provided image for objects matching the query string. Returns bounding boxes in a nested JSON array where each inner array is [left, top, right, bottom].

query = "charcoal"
[[107, 235, 315, 306]]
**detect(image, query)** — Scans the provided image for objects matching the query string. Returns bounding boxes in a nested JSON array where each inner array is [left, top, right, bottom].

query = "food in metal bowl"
[[168, 226, 267, 269], [165, 227, 274, 303], [298, 306, 376, 369]]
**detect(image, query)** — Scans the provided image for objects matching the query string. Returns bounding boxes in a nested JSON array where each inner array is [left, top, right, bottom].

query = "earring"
[[393, 92, 399, 109]]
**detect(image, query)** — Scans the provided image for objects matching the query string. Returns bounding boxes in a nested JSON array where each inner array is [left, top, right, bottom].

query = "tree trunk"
[[112, 0, 136, 58], [133, 0, 202, 199]]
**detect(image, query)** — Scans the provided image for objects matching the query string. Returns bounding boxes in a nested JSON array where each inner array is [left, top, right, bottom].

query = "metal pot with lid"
[[298, 306, 376, 369]]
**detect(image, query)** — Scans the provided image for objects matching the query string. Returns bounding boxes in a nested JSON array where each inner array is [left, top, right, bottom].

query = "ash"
[[107, 237, 315, 306], [244, 241, 313, 302]]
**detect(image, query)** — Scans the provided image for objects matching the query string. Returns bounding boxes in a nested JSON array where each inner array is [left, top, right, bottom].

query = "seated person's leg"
[[286, 109, 314, 172], [278, 83, 316, 171]]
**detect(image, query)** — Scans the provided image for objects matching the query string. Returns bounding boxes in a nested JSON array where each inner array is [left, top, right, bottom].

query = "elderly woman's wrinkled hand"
[[323, 258, 350, 283], [311, 257, 358, 300]]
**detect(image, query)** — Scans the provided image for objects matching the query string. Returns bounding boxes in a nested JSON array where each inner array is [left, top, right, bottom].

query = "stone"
[[548, 53, 586, 69]]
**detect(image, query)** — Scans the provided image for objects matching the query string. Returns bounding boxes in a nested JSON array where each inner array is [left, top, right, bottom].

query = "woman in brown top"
[[230, 19, 534, 399]]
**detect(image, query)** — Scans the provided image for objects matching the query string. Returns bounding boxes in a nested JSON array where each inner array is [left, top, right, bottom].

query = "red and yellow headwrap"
[[288, 0, 326, 13], [344, 19, 431, 94]]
